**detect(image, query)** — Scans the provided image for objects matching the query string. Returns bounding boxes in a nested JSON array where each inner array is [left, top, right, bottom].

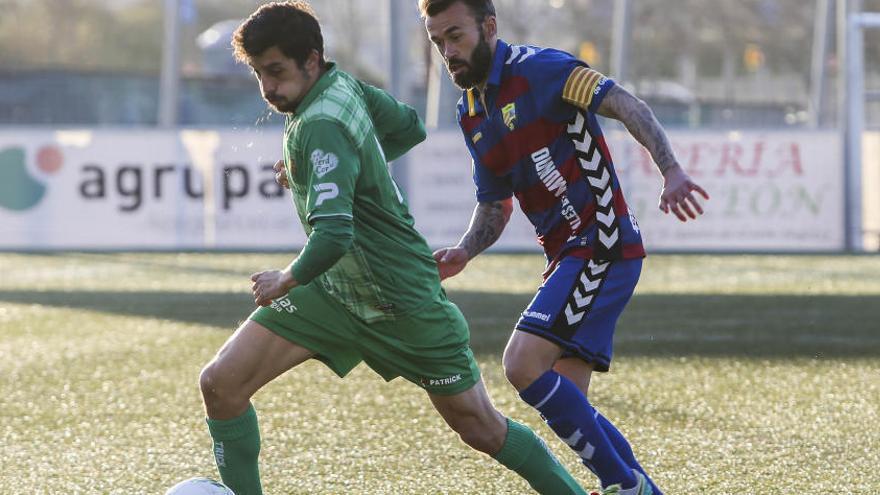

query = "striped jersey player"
[[422, 1, 709, 494], [458, 39, 646, 272]]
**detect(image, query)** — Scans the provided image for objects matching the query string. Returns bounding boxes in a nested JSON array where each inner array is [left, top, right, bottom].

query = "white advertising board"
[[0, 129, 305, 249], [0, 128, 843, 251], [610, 129, 844, 251], [408, 129, 845, 252]]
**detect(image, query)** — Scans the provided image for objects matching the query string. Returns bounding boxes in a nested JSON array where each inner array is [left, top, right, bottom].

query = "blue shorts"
[[515, 256, 643, 372]]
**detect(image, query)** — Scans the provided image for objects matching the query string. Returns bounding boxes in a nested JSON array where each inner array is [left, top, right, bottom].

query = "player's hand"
[[659, 164, 710, 222], [274, 159, 290, 189], [250, 269, 297, 306], [432, 246, 469, 280]]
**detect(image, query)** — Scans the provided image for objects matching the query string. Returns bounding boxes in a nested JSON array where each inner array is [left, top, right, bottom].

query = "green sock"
[[206, 403, 262, 495], [493, 418, 587, 495]]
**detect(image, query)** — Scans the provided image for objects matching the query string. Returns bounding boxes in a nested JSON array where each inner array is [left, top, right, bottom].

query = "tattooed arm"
[[458, 199, 513, 258], [432, 198, 513, 280], [597, 86, 678, 175], [596, 85, 710, 221]]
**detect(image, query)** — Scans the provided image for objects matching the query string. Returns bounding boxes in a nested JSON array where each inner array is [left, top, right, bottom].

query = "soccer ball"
[[165, 477, 235, 495]]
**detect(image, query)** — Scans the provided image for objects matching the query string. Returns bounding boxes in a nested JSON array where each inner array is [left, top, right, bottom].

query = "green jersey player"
[[198, 2, 588, 494]]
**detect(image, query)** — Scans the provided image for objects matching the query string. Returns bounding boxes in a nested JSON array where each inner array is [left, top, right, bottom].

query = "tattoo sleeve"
[[458, 199, 513, 259], [597, 85, 679, 175]]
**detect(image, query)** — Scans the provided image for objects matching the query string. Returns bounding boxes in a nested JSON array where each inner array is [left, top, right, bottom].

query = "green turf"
[[0, 253, 878, 494]]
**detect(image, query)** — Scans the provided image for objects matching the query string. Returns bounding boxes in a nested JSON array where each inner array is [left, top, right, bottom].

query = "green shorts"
[[249, 282, 480, 396]]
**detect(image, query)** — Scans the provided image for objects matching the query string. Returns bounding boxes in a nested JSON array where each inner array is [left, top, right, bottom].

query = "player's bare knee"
[[199, 362, 244, 412], [198, 363, 222, 402], [503, 355, 544, 392], [502, 344, 525, 382]]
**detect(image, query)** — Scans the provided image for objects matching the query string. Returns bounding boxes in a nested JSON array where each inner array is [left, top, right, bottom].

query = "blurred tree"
[[0, 0, 273, 74], [626, 0, 815, 81], [0, 0, 875, 90], [313, 0, 387, 86], [0, 0, 162, 72]]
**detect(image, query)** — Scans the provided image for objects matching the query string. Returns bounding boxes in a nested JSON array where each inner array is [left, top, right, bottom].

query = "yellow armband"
[[562, 66, 606, 110]]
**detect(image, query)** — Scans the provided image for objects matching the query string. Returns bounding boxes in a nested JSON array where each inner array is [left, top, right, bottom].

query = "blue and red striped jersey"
[[456, 39, 645, 272]]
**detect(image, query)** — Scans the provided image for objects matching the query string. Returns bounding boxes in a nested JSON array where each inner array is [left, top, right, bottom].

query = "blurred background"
[[3, 5, 879, 493], [1, 0, 879, 253]]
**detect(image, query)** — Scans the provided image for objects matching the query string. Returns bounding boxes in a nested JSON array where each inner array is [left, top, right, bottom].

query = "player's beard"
[[264, 92, 301, 113], [446, 31, 492, 90], [267, 98, 298, 113], [264, 66, 314, 114]]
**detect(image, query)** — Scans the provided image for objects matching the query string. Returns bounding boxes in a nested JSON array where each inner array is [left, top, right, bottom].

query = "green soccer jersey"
[[283, 64, 439, 323]]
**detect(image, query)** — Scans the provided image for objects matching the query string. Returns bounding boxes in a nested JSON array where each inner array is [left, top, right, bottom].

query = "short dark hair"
[[418, 0, 496, 23], [232, 1, 325, 68]]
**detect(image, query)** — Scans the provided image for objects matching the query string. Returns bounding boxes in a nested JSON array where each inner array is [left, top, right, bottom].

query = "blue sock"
[[596, 411, 663, 495], [520, 370, 636, 489]]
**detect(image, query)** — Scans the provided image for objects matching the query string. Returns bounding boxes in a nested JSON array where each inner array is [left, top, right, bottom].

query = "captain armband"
[[562, 67, 608, 110]]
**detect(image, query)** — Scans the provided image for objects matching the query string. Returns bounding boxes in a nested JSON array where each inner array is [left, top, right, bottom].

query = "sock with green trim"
[[206, 403, 262, 495], [493, 418, 587, 495]]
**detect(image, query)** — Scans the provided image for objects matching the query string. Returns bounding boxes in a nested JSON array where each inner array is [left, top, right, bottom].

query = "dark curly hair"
[[232, 1, 326, 69]]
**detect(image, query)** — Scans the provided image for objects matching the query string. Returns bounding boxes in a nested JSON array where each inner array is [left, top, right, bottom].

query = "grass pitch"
[[0, 253, 878, 494]]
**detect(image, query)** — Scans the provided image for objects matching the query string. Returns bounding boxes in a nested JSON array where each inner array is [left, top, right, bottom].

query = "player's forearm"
[[457, 199, 513, 260], [290, 217, 354, 284], [598, 86, 680, 175]]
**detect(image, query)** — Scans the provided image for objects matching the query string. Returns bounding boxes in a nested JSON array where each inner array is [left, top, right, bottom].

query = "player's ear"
[[482, 15, 497, 40], [305, 49, 321, 74]]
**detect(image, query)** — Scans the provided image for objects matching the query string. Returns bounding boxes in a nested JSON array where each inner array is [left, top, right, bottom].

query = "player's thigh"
[[504, 329, 564, 373], [203, 319, 314, 398], [250, 283, 363, 380]]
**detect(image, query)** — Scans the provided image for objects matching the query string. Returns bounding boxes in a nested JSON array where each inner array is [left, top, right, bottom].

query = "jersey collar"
[[293, 62, 338, 115], [464, 39, 509, 117], [487, 38, 509, 88]]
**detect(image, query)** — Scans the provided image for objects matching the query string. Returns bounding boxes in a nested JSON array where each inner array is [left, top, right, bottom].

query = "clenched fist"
[[274, 159, 290, 189]]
